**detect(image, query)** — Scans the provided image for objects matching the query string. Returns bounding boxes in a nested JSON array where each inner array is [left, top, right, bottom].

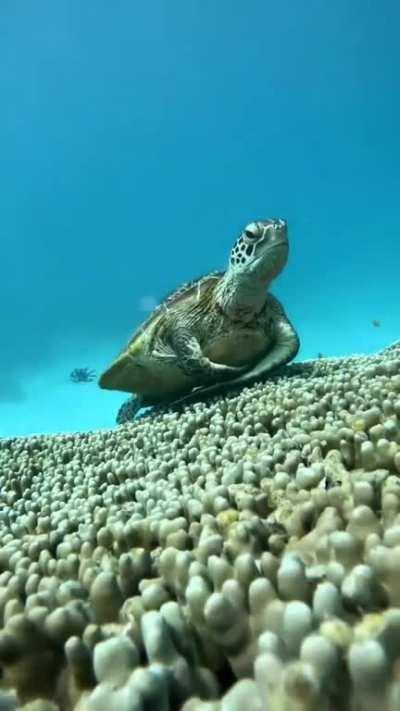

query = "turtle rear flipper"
[[116, 396, 143, 424]]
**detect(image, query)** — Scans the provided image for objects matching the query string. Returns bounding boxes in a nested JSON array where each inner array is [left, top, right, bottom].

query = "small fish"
[[372, 319, 381, 328], [69, 367, 96, 383]]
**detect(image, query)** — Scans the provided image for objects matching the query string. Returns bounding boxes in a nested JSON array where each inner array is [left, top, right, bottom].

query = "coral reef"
[[0, 341, 400, 710]]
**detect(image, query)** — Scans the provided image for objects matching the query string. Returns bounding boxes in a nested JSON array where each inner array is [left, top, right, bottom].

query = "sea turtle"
[[99, 217, 300, 419]]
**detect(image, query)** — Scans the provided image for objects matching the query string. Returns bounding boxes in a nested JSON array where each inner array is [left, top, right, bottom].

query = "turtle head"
[[216, 218, 289, 321], [229, 218, 289, 282]]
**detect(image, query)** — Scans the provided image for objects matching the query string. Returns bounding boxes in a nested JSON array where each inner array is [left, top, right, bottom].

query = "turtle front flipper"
[[171, 306, 300, 407], [167, 327, 246, 383], [235, 311, 300, 384], [213, 296, 300, 388]]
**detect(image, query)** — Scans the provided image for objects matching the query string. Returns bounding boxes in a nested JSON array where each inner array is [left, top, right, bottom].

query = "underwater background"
[[1, 0, 399, 438]]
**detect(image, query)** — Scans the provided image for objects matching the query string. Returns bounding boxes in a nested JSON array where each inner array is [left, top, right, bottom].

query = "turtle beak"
[[269, 217, 287, 231], [258, 218, 286, 243], [269, 218, 287, 240]]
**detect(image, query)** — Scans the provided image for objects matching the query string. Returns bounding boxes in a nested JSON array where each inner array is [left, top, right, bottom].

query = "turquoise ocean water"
[[1, 1, 399, 437]]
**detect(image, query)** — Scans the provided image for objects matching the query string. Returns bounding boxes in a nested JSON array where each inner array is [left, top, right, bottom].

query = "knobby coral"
[[0, 342, 399, 710]]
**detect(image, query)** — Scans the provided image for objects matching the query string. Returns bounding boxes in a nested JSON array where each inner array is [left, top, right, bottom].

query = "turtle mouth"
[[262, 237, 288, 252], [249, 238, 288, 273], [259, 220, 287, 245], [262, 218, 286, 232]]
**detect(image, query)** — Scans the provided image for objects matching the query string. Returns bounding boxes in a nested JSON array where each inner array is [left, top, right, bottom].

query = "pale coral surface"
[[0, 342, 400, 710]]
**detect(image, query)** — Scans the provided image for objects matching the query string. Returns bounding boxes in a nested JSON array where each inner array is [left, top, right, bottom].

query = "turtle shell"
[[98, 272, 224, 396], [123, 271, 223, 350]]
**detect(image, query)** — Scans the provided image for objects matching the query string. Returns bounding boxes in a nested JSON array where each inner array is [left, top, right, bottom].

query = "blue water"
[[1, 1, 399, 438]]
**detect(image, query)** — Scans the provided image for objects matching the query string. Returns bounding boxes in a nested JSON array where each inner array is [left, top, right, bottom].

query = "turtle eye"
[[244, 229, 258, 239]]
